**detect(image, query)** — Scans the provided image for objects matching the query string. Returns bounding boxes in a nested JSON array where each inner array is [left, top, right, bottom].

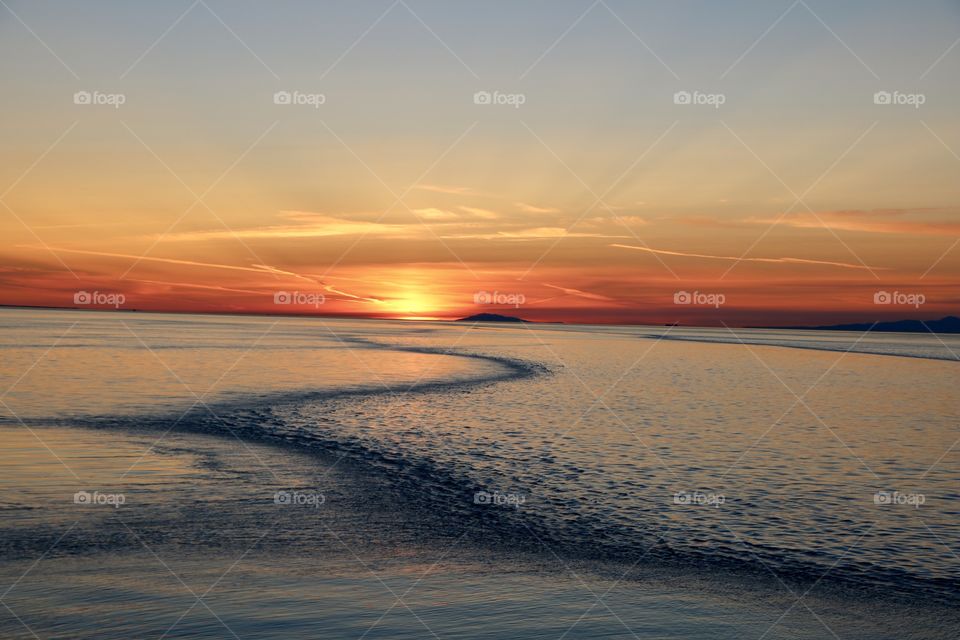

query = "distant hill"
[[808, 316, 960, 334], [456, 313, 529, 323]]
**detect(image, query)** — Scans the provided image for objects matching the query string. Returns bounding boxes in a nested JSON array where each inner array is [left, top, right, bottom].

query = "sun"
[[377, 290, 445, 320]]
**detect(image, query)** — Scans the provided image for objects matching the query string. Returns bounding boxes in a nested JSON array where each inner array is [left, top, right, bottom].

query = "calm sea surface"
[[1, 308, 958, 639]]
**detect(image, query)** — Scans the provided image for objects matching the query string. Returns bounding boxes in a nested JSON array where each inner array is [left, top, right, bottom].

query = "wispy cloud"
[[411, 206, 499, 221], [447, 227, 631, 240], [543, 283, 616, 301], [610, 244, 887, 271], [412, 207, 461, 221], [586, 215, 646, 227], [161, 213, 413, 241], [674, 216, 746, 229], [457, 205, 499, 220], [412, 184, 477, 195], [130, 279, 265, 295], [516, 202, 560, 214], [15, 244, 387, 303], [19, 246, 288, 274], [319, 282, 382, 304], [747, 209, 960, 236]]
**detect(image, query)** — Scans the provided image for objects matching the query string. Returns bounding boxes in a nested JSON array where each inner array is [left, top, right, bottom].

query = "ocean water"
[[1, 308, 958, 639], [641, 325, 960, 361]]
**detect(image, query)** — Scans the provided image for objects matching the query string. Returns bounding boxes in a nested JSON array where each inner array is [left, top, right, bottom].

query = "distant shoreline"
[[1, 304, 956, 333], [756, 316, 960, 335]]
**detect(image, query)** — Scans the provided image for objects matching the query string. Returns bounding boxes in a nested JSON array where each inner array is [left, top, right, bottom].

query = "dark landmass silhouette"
[[456, 313, 529, 323], [801, 316, 960, 334]]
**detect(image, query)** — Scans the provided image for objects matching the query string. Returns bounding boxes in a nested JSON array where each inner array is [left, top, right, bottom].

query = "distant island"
[[804, 316, 960, 334], [456, 313, 529, 323]]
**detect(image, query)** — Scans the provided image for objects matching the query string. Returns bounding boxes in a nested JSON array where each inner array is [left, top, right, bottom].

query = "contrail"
[[610, 244, 886, 271], [18, 245, 280, 274]]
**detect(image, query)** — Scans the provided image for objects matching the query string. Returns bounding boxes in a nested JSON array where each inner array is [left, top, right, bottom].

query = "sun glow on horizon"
[[372, 276, 453, 319]]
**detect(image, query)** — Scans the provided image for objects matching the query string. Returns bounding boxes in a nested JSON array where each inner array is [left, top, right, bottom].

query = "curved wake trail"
[[0, 337, 549, 431], [4, 335, 958, 608]]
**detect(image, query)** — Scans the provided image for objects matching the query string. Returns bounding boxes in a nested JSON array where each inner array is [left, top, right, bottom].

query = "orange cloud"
[[161, 213, 414, 241], [747, 209, 960, 236], [516, 202, 560, 214]]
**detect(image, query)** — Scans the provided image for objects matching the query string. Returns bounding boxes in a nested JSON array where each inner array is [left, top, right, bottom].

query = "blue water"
[[1, 308, 958, 638]]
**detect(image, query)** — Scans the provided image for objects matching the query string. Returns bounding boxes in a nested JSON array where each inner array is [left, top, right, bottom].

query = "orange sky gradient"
[[1, 1, 958, 326], [4, 200, 959, 326]]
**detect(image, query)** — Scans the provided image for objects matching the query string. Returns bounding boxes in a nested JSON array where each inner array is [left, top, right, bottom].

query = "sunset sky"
[[1, 0, 959, 325]]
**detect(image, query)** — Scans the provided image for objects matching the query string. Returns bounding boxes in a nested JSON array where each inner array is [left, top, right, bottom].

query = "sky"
[[1, 0, 959, 326]]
